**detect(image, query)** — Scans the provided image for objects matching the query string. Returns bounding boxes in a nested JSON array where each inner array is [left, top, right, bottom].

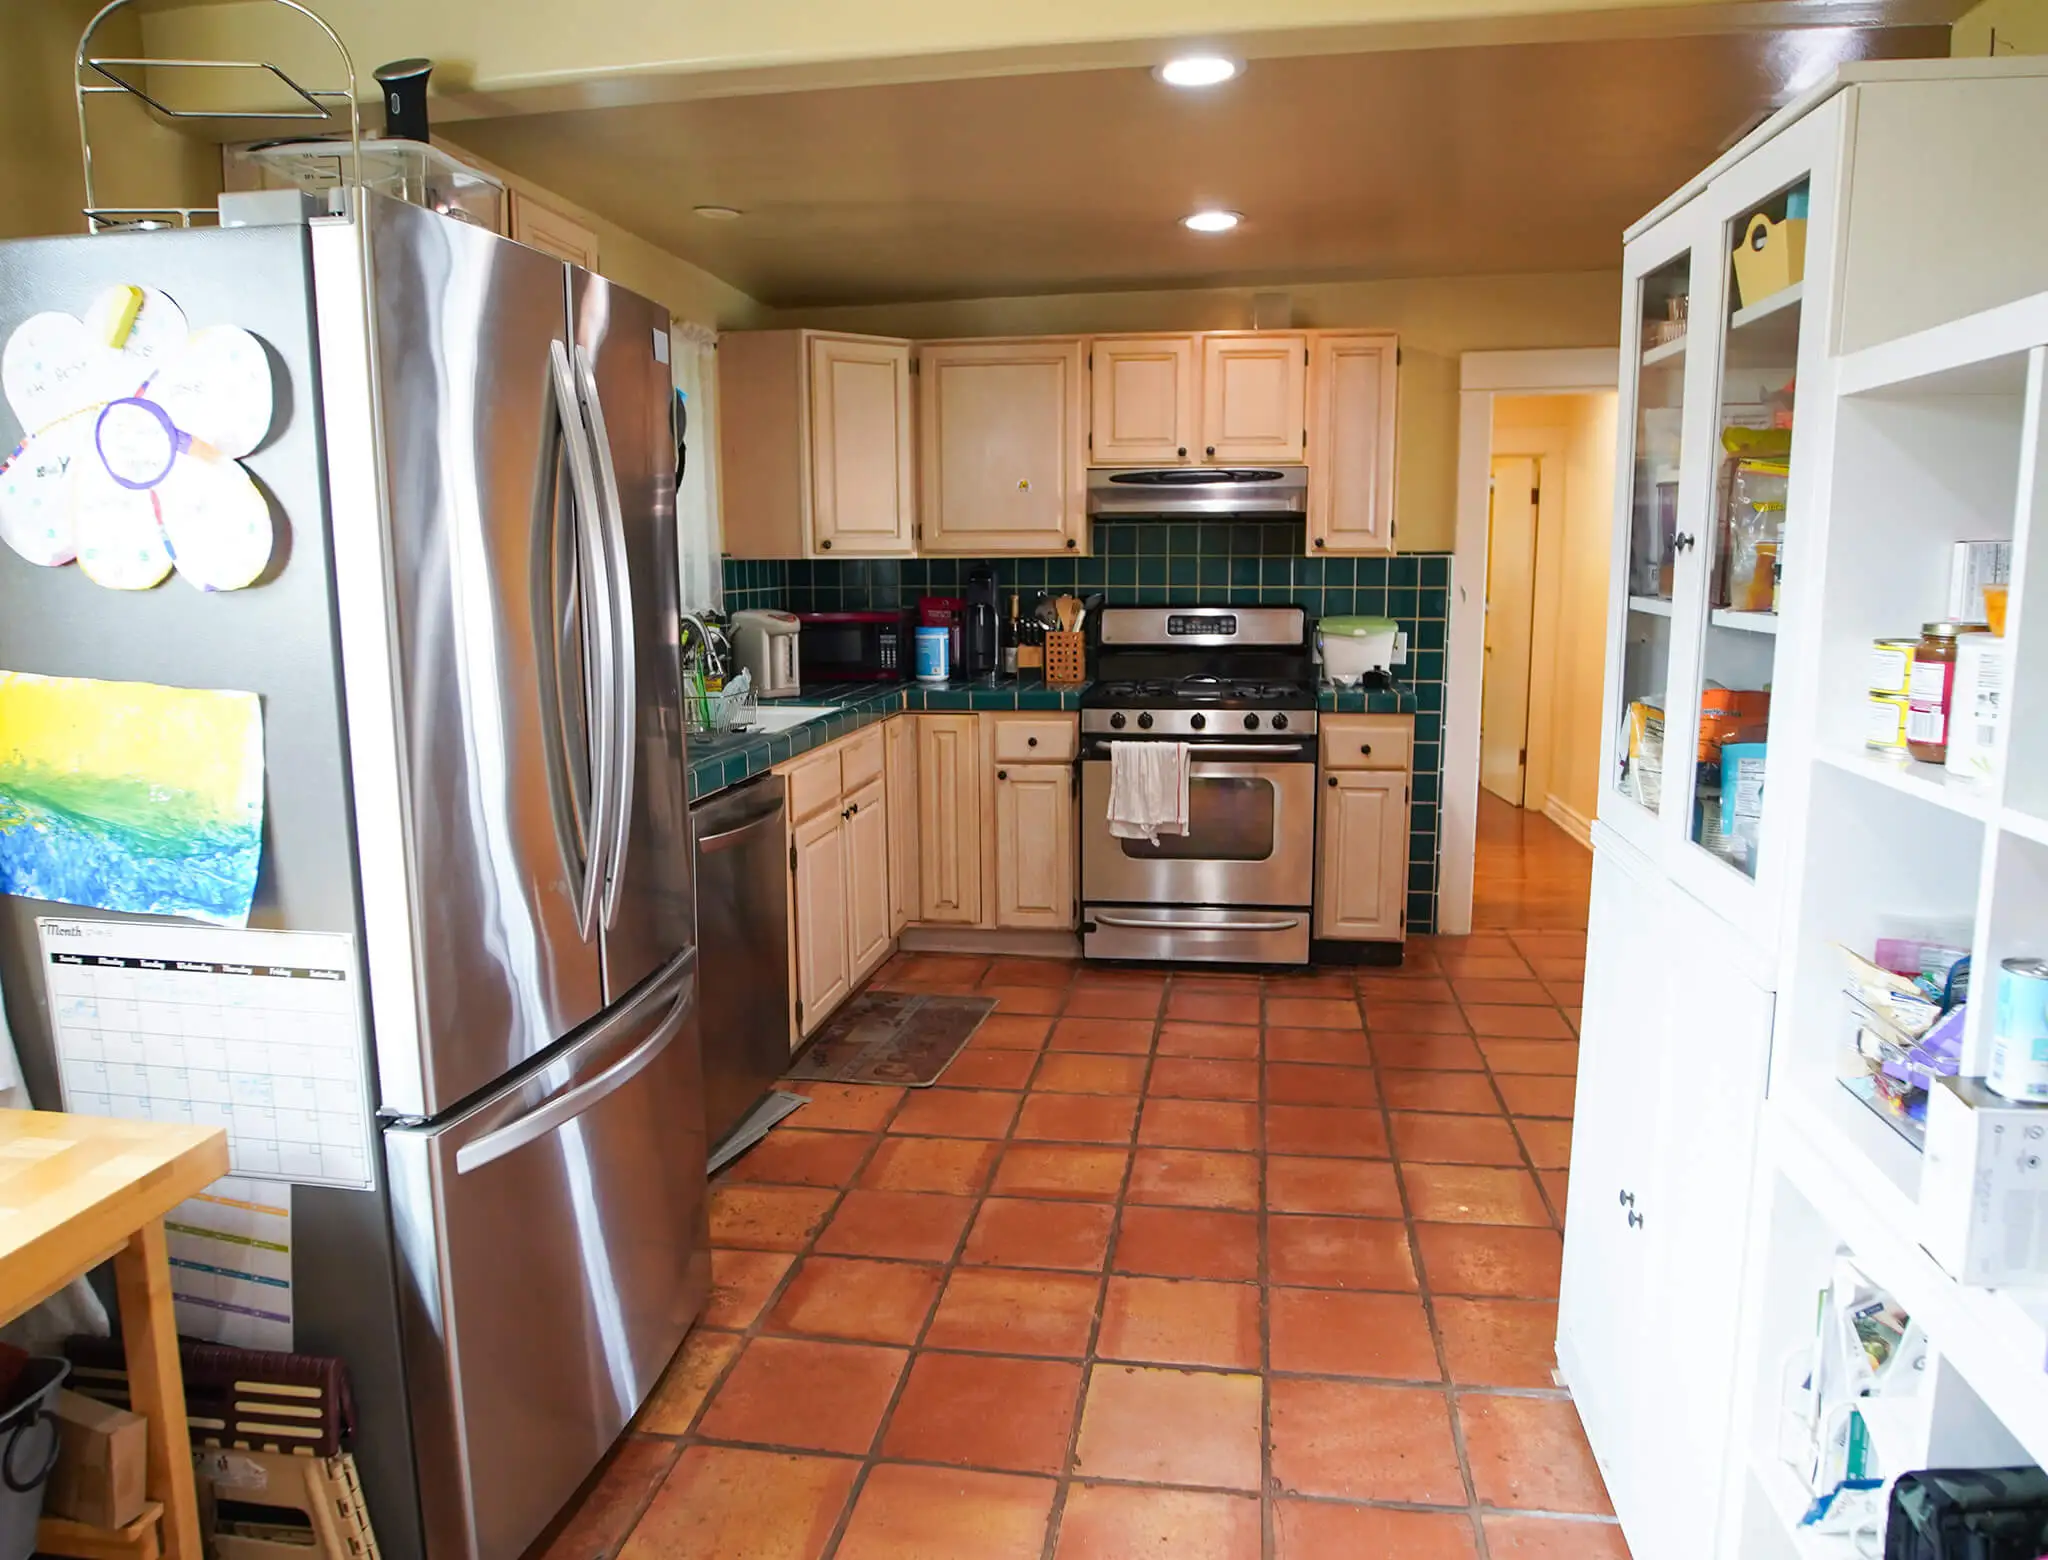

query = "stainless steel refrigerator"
[[0, 195, 708, 1560]]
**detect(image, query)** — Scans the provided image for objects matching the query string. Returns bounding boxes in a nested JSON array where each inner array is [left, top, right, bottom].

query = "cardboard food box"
[[47, 1387, 148, 1530]]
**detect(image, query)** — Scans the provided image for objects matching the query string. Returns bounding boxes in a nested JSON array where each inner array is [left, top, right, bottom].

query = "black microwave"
[[795, 610, 915, 683]]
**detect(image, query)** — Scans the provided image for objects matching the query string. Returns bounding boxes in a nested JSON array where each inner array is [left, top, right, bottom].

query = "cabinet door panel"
[[844, 775, 891, 981], [920, 341, 1086, 554], [1307, 332, 1398, 554], [1201, 333, 1307, 463], [1313, 771, 1406, 940], [917, 715, 982, 923], [1092, 336, 1196, 464], [792, 807, 850, 1034], [808, 335, 915, 555], [995, 764, 1075, 930], [886, 716, 918, 935]]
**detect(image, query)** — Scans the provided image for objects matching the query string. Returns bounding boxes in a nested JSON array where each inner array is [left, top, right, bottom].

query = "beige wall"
[[1492, 390, 1614, 830], [765, 269, 1620, 553], [1952, 0, 2048, 56]]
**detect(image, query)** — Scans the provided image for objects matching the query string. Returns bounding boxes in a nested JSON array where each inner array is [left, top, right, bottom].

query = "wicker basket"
[[1044, 631, 1087, 686]]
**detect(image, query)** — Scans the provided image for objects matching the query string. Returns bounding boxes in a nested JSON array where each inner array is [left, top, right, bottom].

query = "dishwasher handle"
[[697, 807, 785, 854]]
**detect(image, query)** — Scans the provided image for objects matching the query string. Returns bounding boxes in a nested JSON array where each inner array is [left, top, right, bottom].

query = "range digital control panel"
[[1167, 614, 1236, 636]]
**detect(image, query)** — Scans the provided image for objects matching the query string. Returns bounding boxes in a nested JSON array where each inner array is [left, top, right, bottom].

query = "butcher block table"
[[0, 1110, 228, 1560]]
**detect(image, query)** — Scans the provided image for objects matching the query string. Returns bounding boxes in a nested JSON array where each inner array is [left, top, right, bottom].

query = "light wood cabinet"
[[1306, 332, 1399, 555], [1201, 332, 1307, 463], [885, 715, 918, 935], [916, 715, 983, 922], [1314, 770, 1408, 941], [993, 763, 1075, 930], [791, 805, 850, 1033], [509, 191, 599, 268], [779, 725, 895, 1038], [1090, 335, 1197, 464], [718, 329, 915, 559], [844, 774, 891, 979], [918, 338, 1087, 555]]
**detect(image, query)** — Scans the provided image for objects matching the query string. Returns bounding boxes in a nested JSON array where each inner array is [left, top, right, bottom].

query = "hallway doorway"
[[1481, 455, 1541, 806]]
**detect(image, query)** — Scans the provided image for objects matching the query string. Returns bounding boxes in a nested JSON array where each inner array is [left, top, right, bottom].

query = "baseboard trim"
[[1542, 795, 1595, 850], [899, 926, 1082, 958]]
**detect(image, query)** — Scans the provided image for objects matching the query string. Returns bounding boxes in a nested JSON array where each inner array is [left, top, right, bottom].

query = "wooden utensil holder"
[[1043, 632, 1086, 686]]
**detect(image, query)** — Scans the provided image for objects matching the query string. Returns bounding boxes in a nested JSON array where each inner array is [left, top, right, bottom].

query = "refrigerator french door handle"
[[453, 971, 695, 1175], [550, 340, 615, 942], [572, 345, 638, 932]]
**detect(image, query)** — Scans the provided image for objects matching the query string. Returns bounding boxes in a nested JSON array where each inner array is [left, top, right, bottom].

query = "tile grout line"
[[1257, 982, 1276, 1560]]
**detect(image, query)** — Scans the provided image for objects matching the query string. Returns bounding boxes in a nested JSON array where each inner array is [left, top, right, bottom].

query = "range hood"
[[1086, 465, 1308, 518]]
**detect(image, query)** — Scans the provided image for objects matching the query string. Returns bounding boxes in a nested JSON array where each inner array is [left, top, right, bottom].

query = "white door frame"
[[1439, 347, 1617, 935]]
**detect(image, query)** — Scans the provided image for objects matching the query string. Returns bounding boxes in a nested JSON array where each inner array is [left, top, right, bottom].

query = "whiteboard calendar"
[[38, 918, 374, 1189]]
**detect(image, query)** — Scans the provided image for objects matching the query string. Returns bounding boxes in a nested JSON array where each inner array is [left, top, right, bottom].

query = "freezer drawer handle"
[[453, 977, 693, 1175], [574, 345, 639, 934], [1093, 913, 1302, 933]]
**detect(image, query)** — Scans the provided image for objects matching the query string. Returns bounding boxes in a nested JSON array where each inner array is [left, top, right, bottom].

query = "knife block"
[[1044, 632, 1086, 687]]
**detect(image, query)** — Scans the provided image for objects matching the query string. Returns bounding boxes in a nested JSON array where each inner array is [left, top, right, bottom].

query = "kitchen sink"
[[735, 705, 839, 734]]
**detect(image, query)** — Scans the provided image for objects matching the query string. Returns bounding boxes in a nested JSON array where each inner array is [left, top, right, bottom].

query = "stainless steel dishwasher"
[[690, 773, 792, 1147]]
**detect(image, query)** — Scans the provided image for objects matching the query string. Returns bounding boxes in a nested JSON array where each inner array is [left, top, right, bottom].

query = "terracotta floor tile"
[[1466, 1005, 1577, 1040], [982, 984, 1066, 1016], [533, 1433, 682, 1560], [1013, 1092, 1141, 1144], [1402, 1164, 1552, 1226], [708, 1185, 838, 1252], [1050, 1016, 1156, 1054], [1267, 1155, 1403, 1217], [1359, 974, 1459, 1004], [923, 1267, 1102, 1357], [903, 953, 992, 983], [1147, 1057, 1261, 1101], [1543, 979, 1586, 1008], [1138, 1097, 1260, 1152], [785, 1082, 905, 1132], [1171, 975, 1262, 995], [1273, 1502, 1479, 1560], [1498, 1075, 1580, 1117], [941, 1049, 1040, 1090], [835, 1464, 1054, 1560], [1434, 933, 1521, 956], [1097, 1275, 1260, 1369], [1392, 1111, 1526, 1166], [703, 1248, 794, 1329], [815, 1190, 975, 1262], [1266, 971, 1361, 998], [881, 1352, 1081, 1474], [1266, 1062, 1377, 1108], [1128, 1146, 1260, 1210], [889, 1088, 1021, 1139], [1266, 996, 1364, 1029], [991, 1142, 1130, 1201], [1372, 1034, 1488, 1072], [1435, 1297, 1561, 1388], [1054, 1484, 1261, 1560], [1270, 1288, 1440, 1380], [765, 1256, 943, 1346], [1267, 1214, 1417, 1291], [1265, 1027, 1372, 1066], [1064, 985, 1164, 1020], [1540, 1169, 1570, 1223], [1165, 989, 1262, 1026], [696, 1335, 906, 1455], [962, 1197, 1116, 1271], [1269, 1378, 1464, 1503], [635, 1330, 742, 1434], [1510, 929, 1587, 955], [1514, 1118, 1573, 1170], [1451, 977, 1553, 1005], [1265, 1104, 1389, 1159], [972, 1014, 1055, 1049], [1033, 1053, 1149, 1094], [1482, 1515, 1632, 1558], [1075, 968, 1169, 992], [858, 1135, 1001, 1196], [1460, 1394, 1614, 1514], [1414, 1223, 1563, 1298], [1380, 1070, 1503, 1115], [1529, 955, 1587, 982], [983, 955, 1077, 987], [1155, 1021, 1263, 1059], [617, 1445, 855, 1560], [1113, 1205, 1260, 1281], [1073, 1364, 1263, 1490], [1437, 953, 1533, 979], [1480, 1039, 1580, 1075], [724, 1128, 873, 1189], [1363, 1001, 1471, 1034]]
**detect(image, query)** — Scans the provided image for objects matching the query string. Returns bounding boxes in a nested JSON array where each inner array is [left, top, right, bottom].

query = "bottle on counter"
[[1004, 594, 1020, 677]]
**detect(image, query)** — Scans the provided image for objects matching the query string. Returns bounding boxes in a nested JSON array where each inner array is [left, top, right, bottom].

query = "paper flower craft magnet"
[[0, 286, 277, 591]]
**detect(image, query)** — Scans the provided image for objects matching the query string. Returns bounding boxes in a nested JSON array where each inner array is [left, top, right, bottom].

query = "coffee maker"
[[963, 566, 1000, 680]]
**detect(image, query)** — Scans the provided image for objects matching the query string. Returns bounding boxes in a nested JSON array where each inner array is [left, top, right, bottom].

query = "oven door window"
[[1118, 775, 1276, 861]]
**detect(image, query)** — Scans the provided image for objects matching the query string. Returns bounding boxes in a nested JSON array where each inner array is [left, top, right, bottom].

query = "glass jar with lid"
[[1906, 620, 1989, 763]]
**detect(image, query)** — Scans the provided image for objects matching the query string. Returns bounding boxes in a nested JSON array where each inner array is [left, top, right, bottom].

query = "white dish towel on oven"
[[1107, 740, 1190, 843]]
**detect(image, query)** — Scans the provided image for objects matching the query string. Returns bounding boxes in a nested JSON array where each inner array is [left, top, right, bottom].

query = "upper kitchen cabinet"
[[718, 329, 916, 559], [1201, 332, 1308, 463], [1306, 331, 1399, 555], [919, 338, 1088, 555], [1090, 335, 1198, 464]]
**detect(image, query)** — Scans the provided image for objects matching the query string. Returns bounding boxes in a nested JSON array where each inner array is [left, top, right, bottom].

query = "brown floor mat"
[[784, 991, 997, 1087]]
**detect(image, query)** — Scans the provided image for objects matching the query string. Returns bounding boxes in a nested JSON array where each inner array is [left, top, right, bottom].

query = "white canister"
[[914, 624, 951, 683], [1990, 956, 2048, 1103], [1944, 634, 2008, 780]]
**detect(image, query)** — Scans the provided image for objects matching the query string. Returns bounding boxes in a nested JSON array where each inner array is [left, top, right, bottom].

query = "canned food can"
[[1870, 638, 1917, 696], [1990, 956, 2048, 1102], [914, 624, 951, 683], [1865, 693, 1911, 752]]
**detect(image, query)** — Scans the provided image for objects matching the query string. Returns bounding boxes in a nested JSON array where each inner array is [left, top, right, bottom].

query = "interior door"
[[1313, 771, 1406, 939], [1091, 336, 1197, 464], [1482, 457, 1540, 805], [571, 269, 694, 1005], [1201, 333, 1307, 462], [808, 335, 915, 556], [370, 198, 604, 1115]]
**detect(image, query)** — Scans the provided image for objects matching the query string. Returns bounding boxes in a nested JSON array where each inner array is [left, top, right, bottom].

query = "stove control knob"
[[1190, 713, 1207, 731], [1109, 712, 1126, 730], [1243, 713, 1260, 731], [1271, 713, 1290, 730], [1137, 712, 1154, 730]]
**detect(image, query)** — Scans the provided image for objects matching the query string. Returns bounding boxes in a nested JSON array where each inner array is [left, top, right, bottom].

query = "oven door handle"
[[1093, 913, 1304, 932]]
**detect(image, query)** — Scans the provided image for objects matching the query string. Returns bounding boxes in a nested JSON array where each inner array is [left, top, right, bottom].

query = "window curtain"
[[670, 321, 722, 613]]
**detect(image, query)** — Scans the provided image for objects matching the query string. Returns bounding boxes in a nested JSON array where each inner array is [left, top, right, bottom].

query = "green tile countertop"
[[685, 676, 1090, 801], [1318, 679, 1417, 715]]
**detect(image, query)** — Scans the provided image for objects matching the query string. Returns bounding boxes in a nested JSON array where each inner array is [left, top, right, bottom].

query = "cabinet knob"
[[1177, 446, 1187, 457], [821, 539, 832, 551], [1360, 744, 1372, 756], [1027, 737, 1038, 747], [1617, 1189, 1634, 1208], [847, 801, 859, 816], [997, 769, 1008, 781], [1627, 1210, 1645, 1230], [1314, 538, 1325, 549], [1326, 775, 1337, 788], [1205, 445, 1216, 457], [1065, 538, 1077, 550]]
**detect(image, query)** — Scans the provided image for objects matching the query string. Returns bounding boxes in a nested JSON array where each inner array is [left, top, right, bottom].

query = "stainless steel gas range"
[[1080, 607, 1319, 964]]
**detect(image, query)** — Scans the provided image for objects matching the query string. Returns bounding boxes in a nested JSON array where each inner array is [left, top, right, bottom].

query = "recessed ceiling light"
[[1181, 209, 1241, 233], [1157, 54, 1242, 88], [693, 205, 743, 220]]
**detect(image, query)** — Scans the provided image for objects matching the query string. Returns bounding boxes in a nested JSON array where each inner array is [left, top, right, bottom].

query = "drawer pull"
[[1027, 736, 1038, 747], [1360, 743, 1372, 755], [997, 769, 1008, 781]]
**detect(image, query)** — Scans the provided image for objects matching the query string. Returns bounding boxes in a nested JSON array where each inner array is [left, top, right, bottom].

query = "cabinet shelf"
[[1813, 745, 1997, 822], [1710, 609, 1780, 634], [1641, 333, 1688, 368], [1726, 282, 1805, 370], [1628, 594, 1675, 618]]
